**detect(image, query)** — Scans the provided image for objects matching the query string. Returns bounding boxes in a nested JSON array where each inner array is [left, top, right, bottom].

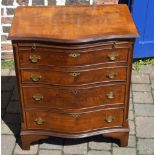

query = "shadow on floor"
[[1, 76, 119, 148], [1, 76, 21, 139]]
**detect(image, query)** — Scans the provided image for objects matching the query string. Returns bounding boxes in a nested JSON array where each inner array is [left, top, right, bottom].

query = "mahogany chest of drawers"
[[8, 5, 138, 150]]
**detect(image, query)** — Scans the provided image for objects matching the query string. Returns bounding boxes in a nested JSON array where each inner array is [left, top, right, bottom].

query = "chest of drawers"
[[9, 5, 138, 150]]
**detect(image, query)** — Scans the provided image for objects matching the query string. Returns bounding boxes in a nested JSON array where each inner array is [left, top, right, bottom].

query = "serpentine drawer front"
[[18, 43, 130, 66], [20, 67, 127, 85], [8, 5, 138, 150], [22, 83, 126, 109], [26, 108, 124, 133]]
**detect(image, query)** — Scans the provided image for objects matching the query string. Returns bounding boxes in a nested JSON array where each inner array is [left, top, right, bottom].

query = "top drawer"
[[18, 42, 131, 67]]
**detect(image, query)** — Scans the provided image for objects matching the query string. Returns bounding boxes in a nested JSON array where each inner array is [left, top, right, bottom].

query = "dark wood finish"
[[26, 108, 124, 133], [103, 131, 129, 147], [8, 5, 138, 42], [17, 40, 132, 49], [9, 5, 138, 150], [22, 83, 126, 110], [20, 135, 48, 150], [21, 67, 127, 86], [18, 45, 129, 67]]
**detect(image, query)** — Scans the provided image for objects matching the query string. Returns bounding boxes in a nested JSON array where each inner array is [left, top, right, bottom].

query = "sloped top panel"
[[8, 5, 138, 43]]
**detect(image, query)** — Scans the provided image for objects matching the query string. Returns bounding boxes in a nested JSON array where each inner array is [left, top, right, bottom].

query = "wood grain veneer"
[[22, 83, 126, 110], [26, 108, 124, 133], [8, 5, 138, 42], [20, 66, 127, 86], [19, 47, 129, 67], [9, 4, 138, 150]]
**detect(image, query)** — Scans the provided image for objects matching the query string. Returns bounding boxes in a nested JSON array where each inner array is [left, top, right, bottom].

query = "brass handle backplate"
[[69, 72, 80, 77], [106, 72, 118, 79], [69, 53, 80, 58], [29, 55, 41, 63], [106, 91, 114, 99], [32, 95, 43, 101], [105, 116, 114, 123], [34, 117, 45, 125], [31, 75, 42, 82], [107, 52, 119, 61]]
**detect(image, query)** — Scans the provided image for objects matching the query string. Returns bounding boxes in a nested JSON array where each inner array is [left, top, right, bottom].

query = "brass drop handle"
[[34, 117, 45, 125], [69, 72, 80, 77], [69, 53, 80, 58], [106, 91, 114, 99], [32, 95, 43, 101], [106, 72, 118, 79], [107, 52, 119, 61], [29, 55, 41, 63], [31, 75, 42, 82], [105, 116, 114, 123]]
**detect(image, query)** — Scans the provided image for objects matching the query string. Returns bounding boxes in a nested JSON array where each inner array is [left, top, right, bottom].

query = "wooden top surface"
[[8, 5, 138, 43]]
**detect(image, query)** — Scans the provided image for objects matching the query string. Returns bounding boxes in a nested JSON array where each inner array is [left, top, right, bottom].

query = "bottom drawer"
[[26, 108, 124, 133]]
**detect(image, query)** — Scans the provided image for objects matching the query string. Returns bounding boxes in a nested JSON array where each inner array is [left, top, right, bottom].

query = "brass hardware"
[[34, 117, 45, 125], [29, 55, 41, 63], [71, 89, 80, 95], [32, 95, 43, 101], [69, 53, 80, 58], [31, 43, 36, 51], [69, 72, 80, 77], [107, 52, 119, 61], [106, 72, 118, 79], [106, 91, 114, 99], [112, 42, 116, 49], [31, 75, 42, 82], [105, 116, 114, 123], [71, 113, 80, 118]]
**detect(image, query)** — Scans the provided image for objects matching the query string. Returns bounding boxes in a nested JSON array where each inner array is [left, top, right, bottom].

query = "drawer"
[[21, 67, 127, 85], [26, 108, 124, 133], [18, 45, 129, 67], [22, 84, 126, 109]]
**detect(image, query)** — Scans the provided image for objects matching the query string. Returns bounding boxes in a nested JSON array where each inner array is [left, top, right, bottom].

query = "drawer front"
[[21, 67, 127, 85], [26, 108, 124, 133], [19, 48, 129, 67], [22, 84, 126, 109]]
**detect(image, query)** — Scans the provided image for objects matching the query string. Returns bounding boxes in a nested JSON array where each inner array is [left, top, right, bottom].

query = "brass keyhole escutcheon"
[[32, 95, 43, 101], [107, 52, 119, 61], [29, 55, 41, 63], [31, 43, 36, 51], [31, 75, 42, 82], [69, 53, 80, 58], [105, 116, 114, 123], [70, 89, 80, 95], [106, 72, 118, 79], [112, 43, 116, 49], [69, 72, 80, 77], [106, 91, 114, 99], [34, 117, 45, 125], [71, 113, 80, 119]]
